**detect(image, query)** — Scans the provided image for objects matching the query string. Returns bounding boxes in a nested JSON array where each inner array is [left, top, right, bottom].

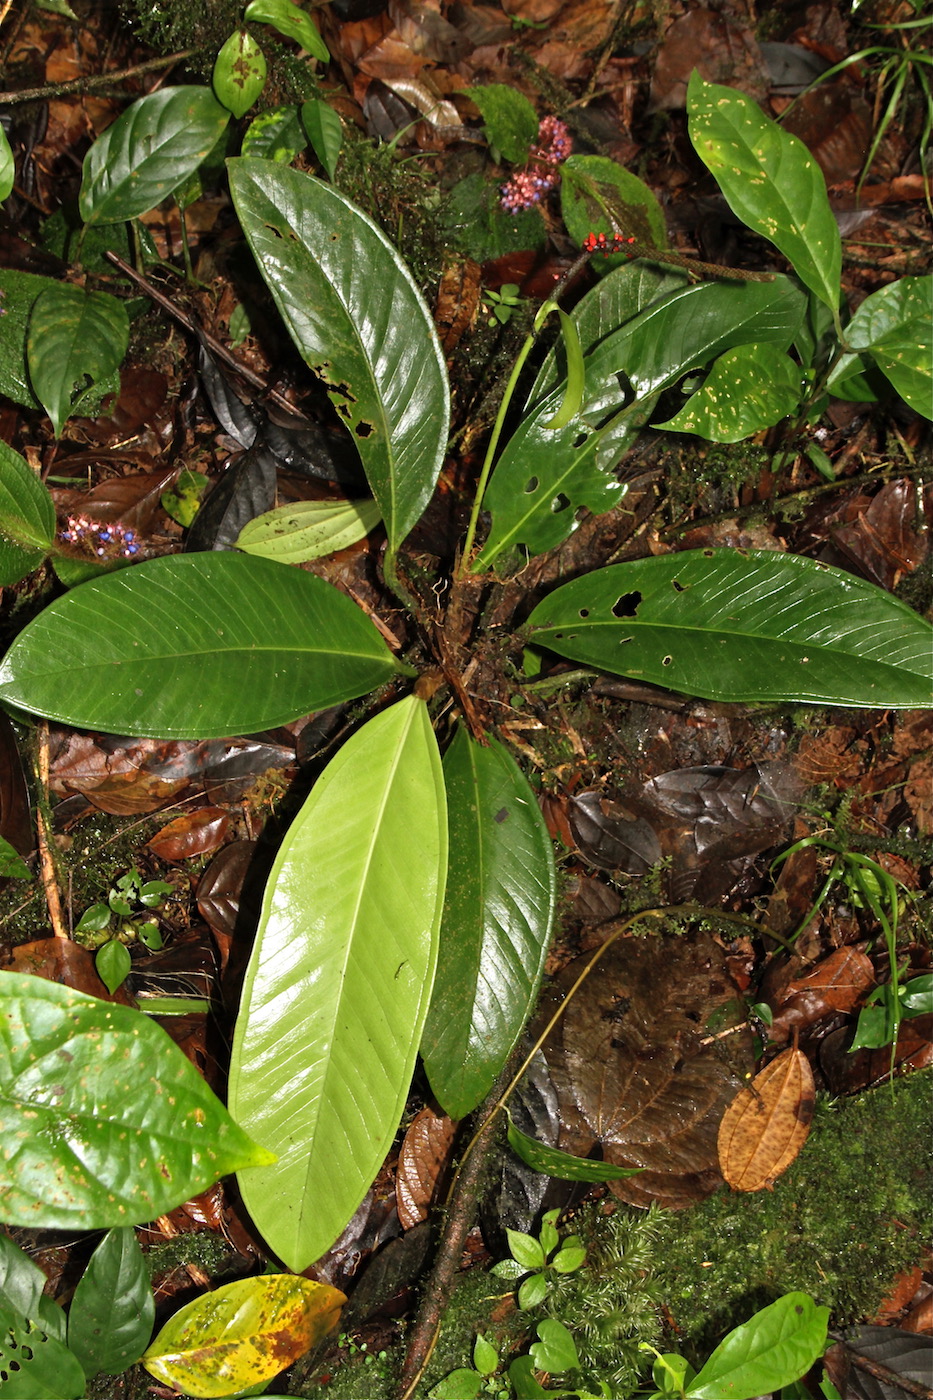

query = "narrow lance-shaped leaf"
[[506, 1118, 643, 1184], [687, 72, 841, 312], [422, 727, 555, 1120], [0, 552, 404, 739], [526, 550, 933, 708], [228, 159, 450, 563], [28, 284, 129, 437], [244, 0, 329, 62], [301, 99, 343, 181], [0, 973, 275, 1230], [230, 695, 448, 1271]]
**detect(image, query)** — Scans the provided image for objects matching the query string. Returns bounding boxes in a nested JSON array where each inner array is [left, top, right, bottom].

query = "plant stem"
[[0, 50, 196, 105]]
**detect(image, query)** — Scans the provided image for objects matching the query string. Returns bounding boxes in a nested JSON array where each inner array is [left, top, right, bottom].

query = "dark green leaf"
[[67, 1229, 154, 1376], [0, 1236, 46, 1319], [844, 275, 932, 418], [422, 728, 555, 1120], [506, 1119, 644, 1183], [228, 159, 449, 561], [241, 104, 306, 163], [79, 87, 230, 225], [0, 553, 402, 739], [0, 441, 54, 585], [229, 697, 447, 1271], [0, 128, 13, 202], [244, 0, 329, 61], [469, 84, 538, 163], [213, 30, 267, 119], [301, 99, 343, 181], [0, 1306, 85, 1400], [658, 342, 803, 441], [526, 549, 933, 707], [0, 270, 55, 410], [687, 73, 841, 311], [477, 277, 806, 565], [95, 940, 131, 995], [561, 154, 667, 259], [686, 1292, 828, 1399], [27, 284, 129, 437], [0, 972, 274, 1229]]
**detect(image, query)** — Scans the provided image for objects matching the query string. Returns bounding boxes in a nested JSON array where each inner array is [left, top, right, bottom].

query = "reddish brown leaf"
[[396, 1106, 457, 1229], [1, 937, 135, 1004], [718, 1047, 815, 1192], [147, 807, 231, 862], [649, 9, 770, 110], [769, 946, 875, 1043]]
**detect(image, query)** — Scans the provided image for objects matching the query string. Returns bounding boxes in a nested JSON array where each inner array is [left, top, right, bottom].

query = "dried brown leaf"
[[769, 945, 875, 1043], [396, 1106, 457, 1229], [718, 1047, 815, 1192]]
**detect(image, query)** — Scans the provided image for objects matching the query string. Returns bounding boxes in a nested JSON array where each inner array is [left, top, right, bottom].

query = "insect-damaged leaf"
[[718, 1047, 815, 1192], [0, 973, 274, 1229], [526, 549, 933, 708], [142, 1275, 344, 1398], [228, 159, 449, 563], [229, 696, 447, 1271]]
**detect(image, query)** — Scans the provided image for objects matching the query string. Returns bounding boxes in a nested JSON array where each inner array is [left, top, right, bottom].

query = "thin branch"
[[35, 722, 68, 940], [0, 50, 197, 106]]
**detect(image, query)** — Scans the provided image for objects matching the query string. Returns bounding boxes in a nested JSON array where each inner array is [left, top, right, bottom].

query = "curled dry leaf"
[[769, 945, 875, 1043], [718, 1046, 815, 1192], [396, 1105, 457, 1229]]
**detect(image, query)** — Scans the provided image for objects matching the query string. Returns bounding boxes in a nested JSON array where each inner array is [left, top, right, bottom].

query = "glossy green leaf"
[[0, 440, 55, 586], [529, 1318, 579, 1375], [95, 940, 131, 995], [543, 310, 585, 429], [0, 837, 30, 880], [302, 99, 343, 181], [79, 87, 230, 225], [213, 30, 267, 119], [477, 276, 806, 565], [527, 549, 933, 708], [241, 104, 306, 163], [658, 342, 803, 441], [843, 275, 933, 418], [421, 727, 555, 1120], [473, 1334, 499, 1376], [229, 696, 447, 1271], [235, 497, 381, 563], [561, 154, 667, 257], [27, 284, 129, 437], [686, 1292, 828, 1399], [143, 1275, 344, 1398], [508, 1354, 550, 1399], [228, 159, 450, 561], [0, 270, 57, 410], [0, 1236, 46, 1319], [0, 127, 13, 202], [0, 972, 274, 1229], [67, 1228, 154, 1376], [244, 0, 329, 61], [687, 73, 841, 311], [469, 84, 538, 163], [0, 1306, 85, 1400], [506, 1118, 643, 1183], [0, 552, 402, 739], [506, 1229, 546, 1271]]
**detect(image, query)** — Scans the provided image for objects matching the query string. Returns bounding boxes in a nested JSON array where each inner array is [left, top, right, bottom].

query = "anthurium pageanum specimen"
[[228, 695, 447, 1272]]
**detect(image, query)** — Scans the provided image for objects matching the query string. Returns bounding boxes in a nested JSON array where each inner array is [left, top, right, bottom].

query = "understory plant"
[[0, 53, 930, 1399]]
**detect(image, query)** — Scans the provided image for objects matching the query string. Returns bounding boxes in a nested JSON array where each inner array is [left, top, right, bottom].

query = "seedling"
[[491, 1209, 587, 1311], [75, 867, 173, 992]]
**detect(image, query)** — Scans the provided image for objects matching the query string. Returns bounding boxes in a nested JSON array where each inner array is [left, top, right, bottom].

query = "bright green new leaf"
[[230, 696, 447, 1271], [143, 1275, 344, 1398], [95, 939, 131, 995], [469, 84, 539, 163], [0, 1306, 85, 1400], [422, 727, 554, 1120], [508, 1354, 550, 1398], [0, 552, 402, 738], [235, 497, 381, 564], [213, 30, 267, 119], [0, 439, 55, 586], [842, 275, 933, 418], [506, 1229, 546, 1271], [302, 99, 343, 181], [0, 127, 13, 202], [561, 154, 667, 257], [477, 276, 805, 565], [530, 1318, 580, 1375], [527, 549, 933, 708], [686, 1292, 828, 1399], [228, 159, 450, 563], [27, 283, 129, 437], [659, 342, 803, 441], [430, 1370, 484, 1400], [506, 1118, 643, 1183], [67, 1229, 154, 1376], [687, 72, 841, 312], [79, 87, 230, 225], [244, 0, 329, 61], [242, 104, 306, 163], [0, 972, 274, 1229]]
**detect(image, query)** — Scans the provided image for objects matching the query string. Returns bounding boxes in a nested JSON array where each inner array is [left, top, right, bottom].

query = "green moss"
[[652, 1070, 933, 1363], [145, 1230, 233, 1282], [334, 136, 446, 291]]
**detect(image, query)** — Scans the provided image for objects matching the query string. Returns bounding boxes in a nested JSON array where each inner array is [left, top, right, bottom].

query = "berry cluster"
[[58, 514, 140, 558], [500, 116, 572, 213], [581, 231, 638, 256]]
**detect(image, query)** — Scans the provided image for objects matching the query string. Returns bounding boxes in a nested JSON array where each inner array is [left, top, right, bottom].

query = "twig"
[[0, 50, 196, 105], [34, 722, 67, 940]]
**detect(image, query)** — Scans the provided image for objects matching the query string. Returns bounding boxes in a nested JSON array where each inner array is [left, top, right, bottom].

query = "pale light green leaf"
[[506, 1119, 643, 1183], [687, 1293, 828, 1399], [527, 549, 933, 708], [0, 973, 275, 1229], [234, 498, 381, 563], [0, 127, 13, 202], [228, 159, 450, 562], [421, 727, 555, 1120], [843, 275, 932, 418], [27, 283, 129, 437], [230, 696, 447, 1271], [67, 1229, 154, 1376], [0, 553, 402, 739], [658, 342, 803, 441], [79, 87, 230, 225], [687, 72, 841, 311], [213, 30, 267, 119]]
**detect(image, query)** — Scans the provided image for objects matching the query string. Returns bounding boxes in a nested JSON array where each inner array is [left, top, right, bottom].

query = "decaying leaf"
[[769, 946, 875, 1042], [397, 1106, 457, 1229], [718, 1046, 815, 1191]]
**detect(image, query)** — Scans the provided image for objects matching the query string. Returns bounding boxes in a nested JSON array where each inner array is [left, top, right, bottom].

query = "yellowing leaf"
[[718, 1047, 815, 1192], [142, 1275, 345, 1398]]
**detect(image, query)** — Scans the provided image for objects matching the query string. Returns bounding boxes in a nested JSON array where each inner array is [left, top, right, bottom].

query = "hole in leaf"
[[672, 579, 686, 592], [662, 655, 673, 666], [578, 608, 589, 618], [611, 591, 641, 619], [550, 493, 571, 513], [524, 476, 539, 493], [572, 433, 588, 448], [355, 421, 374, 438]]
